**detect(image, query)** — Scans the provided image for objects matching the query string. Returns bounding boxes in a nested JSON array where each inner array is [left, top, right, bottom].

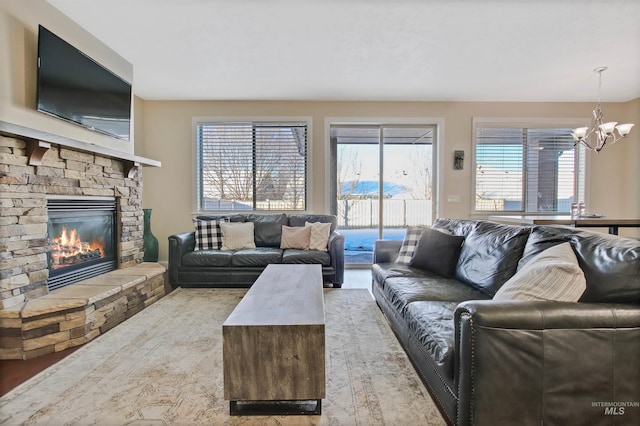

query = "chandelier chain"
[[597, 70, 602, 104]]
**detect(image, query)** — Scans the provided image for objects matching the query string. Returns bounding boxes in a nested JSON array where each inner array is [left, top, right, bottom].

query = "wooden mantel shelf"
[[0, 120, 161, 178]]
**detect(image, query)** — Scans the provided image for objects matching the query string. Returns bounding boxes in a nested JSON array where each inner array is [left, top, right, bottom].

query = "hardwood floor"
[[341, 267, 374, 295], [0, 346, 80, 397], [0, 268, 373, 397]]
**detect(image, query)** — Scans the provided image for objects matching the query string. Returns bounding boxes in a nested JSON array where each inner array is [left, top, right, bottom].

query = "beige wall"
[[0, 0, 135, 153], [140, 99, 640, 262], [2, 1, 638, 263]]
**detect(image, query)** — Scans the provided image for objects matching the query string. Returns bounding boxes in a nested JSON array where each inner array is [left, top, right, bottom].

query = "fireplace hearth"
[[47, 198, 117, 291]]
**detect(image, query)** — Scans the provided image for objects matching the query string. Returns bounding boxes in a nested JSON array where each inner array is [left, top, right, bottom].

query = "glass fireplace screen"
[[47, 198, 117, 290]]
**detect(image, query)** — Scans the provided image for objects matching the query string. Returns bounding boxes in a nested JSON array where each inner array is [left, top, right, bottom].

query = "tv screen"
[[36, 25, 132, 141]]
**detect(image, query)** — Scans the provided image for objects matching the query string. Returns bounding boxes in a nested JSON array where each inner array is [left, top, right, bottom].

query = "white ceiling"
[[48, 0, 640, 102]]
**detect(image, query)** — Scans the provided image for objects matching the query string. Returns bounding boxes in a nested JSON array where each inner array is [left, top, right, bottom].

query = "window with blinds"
[[474, 123, 584, 213], [196, 121, 308, 211]]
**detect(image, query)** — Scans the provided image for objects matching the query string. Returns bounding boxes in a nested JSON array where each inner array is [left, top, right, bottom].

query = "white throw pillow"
[[281, 225, 311, 250], [305, 221, 331, 251], [220, 222, 256, 251], [493, 242, 586, 302]]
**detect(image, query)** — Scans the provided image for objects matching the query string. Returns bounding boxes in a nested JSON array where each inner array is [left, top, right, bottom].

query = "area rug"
[[0, 288, 445, 425]]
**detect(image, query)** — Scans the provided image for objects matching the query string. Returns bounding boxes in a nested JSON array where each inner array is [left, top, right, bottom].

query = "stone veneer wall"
[[0, 135, 145, 310]]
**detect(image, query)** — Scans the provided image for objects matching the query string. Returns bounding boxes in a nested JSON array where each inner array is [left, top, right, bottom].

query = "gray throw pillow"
[[409, 228, 465, 277]]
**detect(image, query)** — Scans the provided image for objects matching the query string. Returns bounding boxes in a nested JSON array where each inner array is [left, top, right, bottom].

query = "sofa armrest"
[[454, 300, 640, 425], [328, 230, 345, 286], [373, 240, 402, 263], [167, 232, 196, 288]]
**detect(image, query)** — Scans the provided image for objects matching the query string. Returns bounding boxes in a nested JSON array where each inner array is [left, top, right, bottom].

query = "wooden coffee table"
[[223, 264, 325, 415]]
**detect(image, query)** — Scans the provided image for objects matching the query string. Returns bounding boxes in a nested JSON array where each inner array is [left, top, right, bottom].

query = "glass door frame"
[[328, 118, 442, 267]]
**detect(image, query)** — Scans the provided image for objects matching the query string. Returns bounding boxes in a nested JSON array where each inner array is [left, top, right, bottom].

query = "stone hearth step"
[[0, 263, 167, 360]]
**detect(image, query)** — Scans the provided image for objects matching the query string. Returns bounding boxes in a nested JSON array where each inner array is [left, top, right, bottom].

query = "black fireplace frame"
[[46, 197, 118, 291]]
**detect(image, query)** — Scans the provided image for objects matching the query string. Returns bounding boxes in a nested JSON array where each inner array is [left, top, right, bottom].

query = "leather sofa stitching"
[[536, 304, 546, 424], [611, 307, 618, 405], [410, 336, 457, 425], [376, 285, 456, 425], [458, 310, 475, 426]]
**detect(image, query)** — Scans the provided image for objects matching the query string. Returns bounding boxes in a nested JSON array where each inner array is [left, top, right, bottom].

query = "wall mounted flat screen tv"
[[36, 25, 132, 141]]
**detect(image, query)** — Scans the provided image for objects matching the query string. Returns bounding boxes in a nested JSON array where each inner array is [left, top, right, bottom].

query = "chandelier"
[[571, 67, 634, 153]]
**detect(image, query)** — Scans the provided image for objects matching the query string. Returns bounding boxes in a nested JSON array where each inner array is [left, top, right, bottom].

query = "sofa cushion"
[[196, 214, 246, 223], [280, 225, 311, 249], [433, 217, 479, 237], [192, 218, 226, 251], [409, 228, 465, 278], [230, 248, 283, 267], [244, 213, 288, 247], [493, 242, 586, 302], [383, 276, 489, 315], [221, 222, 256, 250], [405, 301, 458, 378], [518, 225, 573, 268], [372, 263, 429, 291], [182, 249, 232, 267], [305, 221, 332, 251], [288, 214, 337, 233], [282, 249, 331, 266], [522, 226, 640, 303], [454, 221, 531, 297]]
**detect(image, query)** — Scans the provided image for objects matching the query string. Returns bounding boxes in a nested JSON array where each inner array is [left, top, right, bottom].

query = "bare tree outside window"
[[336, 145, 363, 227], [406, 146, 432, 200], [197, 122, 307, 211]]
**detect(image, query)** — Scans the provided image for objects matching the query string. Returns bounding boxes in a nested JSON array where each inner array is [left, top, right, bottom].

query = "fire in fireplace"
[[49, 226, 105, 268], [47, 198, 117, 291]]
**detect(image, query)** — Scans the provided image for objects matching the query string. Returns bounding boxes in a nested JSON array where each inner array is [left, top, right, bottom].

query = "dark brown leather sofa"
[[168, 213, 344, 288], [372, 218, 640, 426]]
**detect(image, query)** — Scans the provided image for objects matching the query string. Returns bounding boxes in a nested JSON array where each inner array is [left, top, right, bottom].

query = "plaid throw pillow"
[[192, 218, 226, 251], [395, 226, 426, 264]]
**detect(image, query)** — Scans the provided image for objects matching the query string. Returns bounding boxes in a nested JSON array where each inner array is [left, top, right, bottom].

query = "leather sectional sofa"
[[168, 213, 344, 288], [373, 218, 640, 426]]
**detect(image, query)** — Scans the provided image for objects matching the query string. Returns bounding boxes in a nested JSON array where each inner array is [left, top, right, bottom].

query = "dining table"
[[488, 215, 640, 235]]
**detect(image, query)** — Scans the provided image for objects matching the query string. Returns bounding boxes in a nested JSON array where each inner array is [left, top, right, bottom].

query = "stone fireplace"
[[0, 123, 165, 359], [0, 135, 144, 307]]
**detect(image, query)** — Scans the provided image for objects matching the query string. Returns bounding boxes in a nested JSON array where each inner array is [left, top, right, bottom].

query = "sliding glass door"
[[331, 124, 435, 265]]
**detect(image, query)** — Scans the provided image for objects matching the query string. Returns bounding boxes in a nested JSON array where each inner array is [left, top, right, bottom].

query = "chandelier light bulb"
[[599, 122, 617, 135], [616, 123, 634, 137], [571, 127, 589, 141]]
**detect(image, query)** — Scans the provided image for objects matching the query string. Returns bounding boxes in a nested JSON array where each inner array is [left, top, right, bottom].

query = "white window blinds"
[[475, 125, 582, 213], [197, 121, 308, 211]]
